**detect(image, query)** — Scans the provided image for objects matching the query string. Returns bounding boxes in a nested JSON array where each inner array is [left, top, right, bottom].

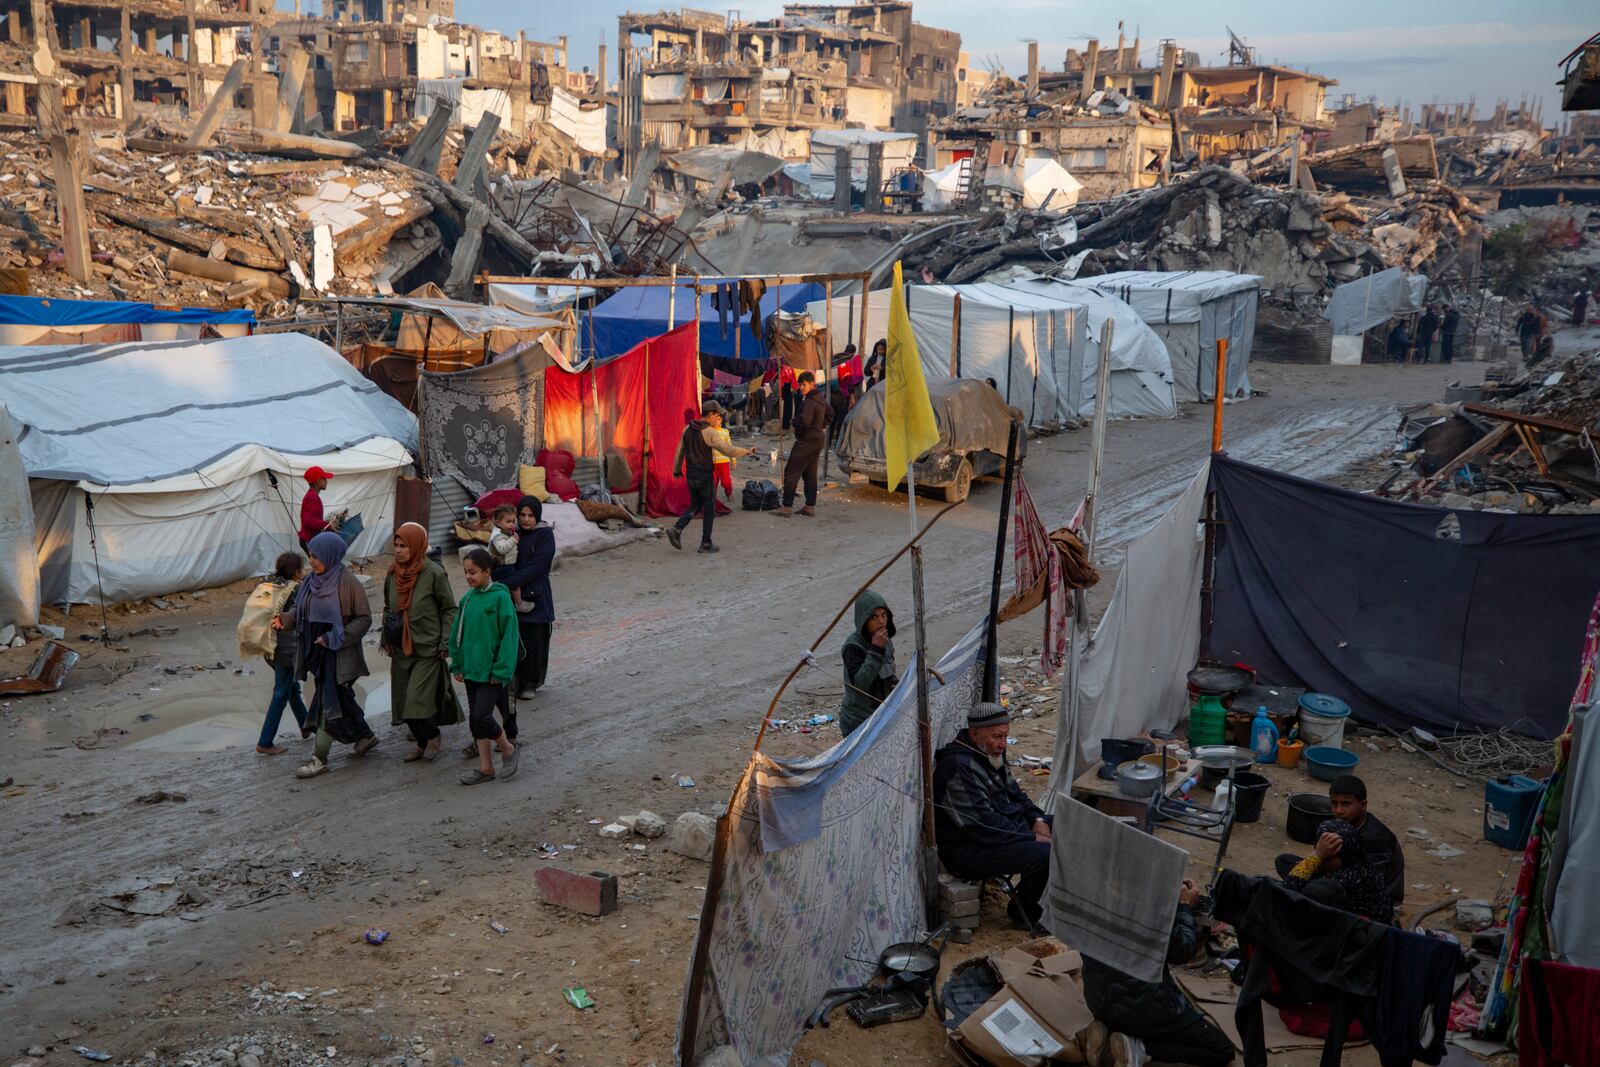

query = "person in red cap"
[[299, 466, 335, 551]]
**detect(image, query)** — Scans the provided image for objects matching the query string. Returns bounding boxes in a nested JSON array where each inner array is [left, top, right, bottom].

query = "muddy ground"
[[1, 357, 1530, 1067]]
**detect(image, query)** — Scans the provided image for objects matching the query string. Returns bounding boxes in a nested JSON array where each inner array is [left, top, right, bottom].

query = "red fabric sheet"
[[543, 322, 698, 518]]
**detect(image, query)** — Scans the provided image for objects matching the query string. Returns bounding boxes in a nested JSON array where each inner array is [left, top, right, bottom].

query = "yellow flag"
[[883, 260, 940, 491]]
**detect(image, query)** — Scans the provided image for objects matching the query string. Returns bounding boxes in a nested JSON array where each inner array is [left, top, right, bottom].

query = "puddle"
[[121, 679, 391, 753]]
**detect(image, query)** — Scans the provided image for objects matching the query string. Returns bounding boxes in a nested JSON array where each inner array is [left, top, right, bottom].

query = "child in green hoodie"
[[450, 547, 520, 784]]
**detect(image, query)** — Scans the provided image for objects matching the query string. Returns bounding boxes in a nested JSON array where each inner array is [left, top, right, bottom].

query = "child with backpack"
[[256, 552, 310, 754], [449, 547, 520, 784]]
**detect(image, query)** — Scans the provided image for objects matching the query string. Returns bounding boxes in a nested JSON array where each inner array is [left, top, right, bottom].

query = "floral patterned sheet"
[[419, 347, 545, 497]]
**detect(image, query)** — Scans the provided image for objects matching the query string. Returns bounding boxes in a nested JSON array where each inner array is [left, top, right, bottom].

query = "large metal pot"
[[1287, 792, 1333, 844], [1117, 761, 1163, 799]]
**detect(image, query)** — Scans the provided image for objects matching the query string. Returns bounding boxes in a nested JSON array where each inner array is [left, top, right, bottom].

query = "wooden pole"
[[984, 419, 1020, 702], [823, 279, 834, 480], [1211, 338, 1229, 453], [858, 271, 871, 365], [950, 293, 961, 376], [693, 284, 702, 406], [640, 336, 651, 515], [667, 262, 678, 329], [911, 543, 938, 923]]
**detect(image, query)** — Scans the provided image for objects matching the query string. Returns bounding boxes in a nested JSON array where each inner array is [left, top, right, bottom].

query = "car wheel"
[[943, 458, 973, 503]]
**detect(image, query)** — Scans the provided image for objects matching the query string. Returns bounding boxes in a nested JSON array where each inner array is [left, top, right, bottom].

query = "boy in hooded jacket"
[[840, 589, 897, 736]]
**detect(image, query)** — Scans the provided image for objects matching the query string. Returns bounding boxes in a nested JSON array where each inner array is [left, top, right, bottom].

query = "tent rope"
[[80, 489, 113, 646]]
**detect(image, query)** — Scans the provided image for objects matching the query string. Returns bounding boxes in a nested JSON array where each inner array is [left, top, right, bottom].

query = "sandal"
[[499, 747, 519, 780], [422, 741, 441, 762], [462, 740, 479, 758], [403, 748, 425, 763], [459, 768, 495, 785], [352, 735, 379, 758], [256, 744, 287, 755]]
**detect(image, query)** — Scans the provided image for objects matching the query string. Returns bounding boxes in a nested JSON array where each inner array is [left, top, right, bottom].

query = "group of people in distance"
[[834, 586, 1408, 1067], [1386, 303, 1461, 363], [255, 473, 556, 787]]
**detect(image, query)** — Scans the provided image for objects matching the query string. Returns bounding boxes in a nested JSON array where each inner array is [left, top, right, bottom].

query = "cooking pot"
[[1194, 745, 1255, 791], [1286, 792, 1333, 844], [1117, 760, 1163, 799]]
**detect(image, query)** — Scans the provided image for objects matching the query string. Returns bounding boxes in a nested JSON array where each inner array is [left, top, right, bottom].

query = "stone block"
[[534, 867, 618, 917], [634, 810, 667, 839], [670, 811, 716, 861], [599, 822, 629, 839]]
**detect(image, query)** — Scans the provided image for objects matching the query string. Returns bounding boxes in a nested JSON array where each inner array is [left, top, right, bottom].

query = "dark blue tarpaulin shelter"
[[1207, 455, 1600, 739], [0, 294, 255, 327], [584, 279, 823, 364]]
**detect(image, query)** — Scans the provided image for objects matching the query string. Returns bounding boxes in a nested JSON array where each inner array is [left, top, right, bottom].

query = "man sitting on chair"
[[933, 702, 1052, 927]]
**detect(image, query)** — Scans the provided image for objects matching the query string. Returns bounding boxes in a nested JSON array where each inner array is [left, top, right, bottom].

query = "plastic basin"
[[1303, 746, 1359, 782]]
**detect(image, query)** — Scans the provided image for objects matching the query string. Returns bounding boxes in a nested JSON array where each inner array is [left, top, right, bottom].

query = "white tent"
[[0, 405, 38, 628], [1005, 157, 1083, 209], [805, 281, 1177, 426], [807, 129, 918, 199], [1080, 271, 1261, 402], [921, 160, 971, 212], [0, 334, 417, 605]]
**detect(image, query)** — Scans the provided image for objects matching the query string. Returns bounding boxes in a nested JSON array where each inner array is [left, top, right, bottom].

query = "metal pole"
[[858, 271, 870, 368], [334, 301, 345, 353], [1059, 317, 1115, 794], [1005, 304, 1015, 402], [667, 262, 678, 329], [984, 419, 1021, 702], [823, 279, 834, 481], [950, 293, 961, 376], [1211, 339, 1229, 453], [911, 543, 938, 923], [694, 283, 703, 404]]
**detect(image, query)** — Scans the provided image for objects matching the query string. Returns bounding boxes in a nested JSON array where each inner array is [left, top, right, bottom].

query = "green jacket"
[[448, 582, 520, 684], [384, 561, 456, 658], [840, 588, 898, 736]]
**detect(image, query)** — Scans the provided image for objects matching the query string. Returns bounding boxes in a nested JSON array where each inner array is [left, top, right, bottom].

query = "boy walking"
[[667, 402, 753, 554], [450, 548, 520, 784]]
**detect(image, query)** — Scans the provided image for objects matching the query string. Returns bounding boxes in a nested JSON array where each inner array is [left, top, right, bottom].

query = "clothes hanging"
[[1359, 927, 1460, 1066], [1519, 958, 1600, 1067]]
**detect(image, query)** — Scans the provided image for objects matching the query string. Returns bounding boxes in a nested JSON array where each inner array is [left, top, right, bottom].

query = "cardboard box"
[[949, 941, 1092, 1067]]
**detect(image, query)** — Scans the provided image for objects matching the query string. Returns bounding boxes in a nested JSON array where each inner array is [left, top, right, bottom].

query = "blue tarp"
[[583, 279, 824, 363], [0, 294, 255, 327]]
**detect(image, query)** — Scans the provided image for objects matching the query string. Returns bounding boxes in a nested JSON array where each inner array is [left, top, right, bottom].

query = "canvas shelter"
[[1323, 268, 1428, 364], [984, 156, 1083, 210], [806, 129, 918, 200], [584, 278, 824, 364], [1080, 270, 1260, 402], [0, 334, 416, 605], [920, 159, 973, 212], [0, 293, 253, 346], [806, 281, 1178, 427]]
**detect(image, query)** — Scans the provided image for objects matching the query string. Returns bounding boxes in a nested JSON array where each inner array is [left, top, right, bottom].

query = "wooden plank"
[[1461, 402, 1587, 437], [444, 200, 488, 297], [1402, 422, 1514, 500], [166, 249, 289, 296], [451, 112, 500, 194], [401, 98, 454, 174], [93, 198, 283, 270], [187, 58, 247, 147], [241, 159, 341, 176], [334, 197, 431, 266]]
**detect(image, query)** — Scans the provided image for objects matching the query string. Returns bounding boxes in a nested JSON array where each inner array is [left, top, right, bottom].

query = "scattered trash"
[[73, 1048, 112, 1062], [1428, 843, 1465, 859], [364, 929, 389, 945], [676, 776, 696, 788], [482, 1034, 494, 1045], [488, 919, 509, 935], [563, 986, 594, 1010], [132, 790, 188, 804], [0, 641, 81, 695]]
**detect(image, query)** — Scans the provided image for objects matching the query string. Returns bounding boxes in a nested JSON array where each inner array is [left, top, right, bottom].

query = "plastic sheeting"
[[808, 129, 918, 191], [0, 294, 254, 328], [1082, 271, 1260, 402], [805, 282, 1178, 424], [1208, 456, 1600, 739], [587, 280, 823, 363], [677, 621, 985, 1066], [543, 323, 698, 518], [31, 442, 406, 605], [1324, 268, 1428, 337], [487, 283, 594, 317], [549, 87, 607, 154], [0, 334, 417, 486], [1049, 463, 1208, 777], [0, 405, 38, 627], [920, 160, 971, 212], [642, 72, 686, 101], [1551, 703, 1600, 966], [835, 376, 1020, 467]]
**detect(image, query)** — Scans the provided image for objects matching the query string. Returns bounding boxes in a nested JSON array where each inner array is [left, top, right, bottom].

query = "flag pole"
[[984, 418, 1021, 702], [911, 542, 937, 921]]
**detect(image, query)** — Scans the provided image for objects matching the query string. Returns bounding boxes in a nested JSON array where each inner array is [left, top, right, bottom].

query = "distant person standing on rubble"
[[1386, 320, 1411, 363], [1441, 304, 1460, 363], [1517, 305, 1544, 359], [1413, 304, 1440, 364], [1574, 287, 1591, 327], [774, 372, 832, 517]]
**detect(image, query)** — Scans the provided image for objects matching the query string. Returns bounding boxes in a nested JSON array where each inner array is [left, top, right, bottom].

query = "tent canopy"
[[0, 333, 417, 487], [1324, 268, 1428, 336], [586, 279, 824, 363], [1012, 157, 1083, 209], [0, 294, 254, 327], [664, 145, 787, 187], [1081, 270, 1260, 402]]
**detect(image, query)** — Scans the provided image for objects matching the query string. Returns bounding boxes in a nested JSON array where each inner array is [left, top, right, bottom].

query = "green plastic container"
[[1188, 693, 1228, 747]]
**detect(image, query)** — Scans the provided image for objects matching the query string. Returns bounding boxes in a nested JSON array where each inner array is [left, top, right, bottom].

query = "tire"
[[943, 458, 974, 503]]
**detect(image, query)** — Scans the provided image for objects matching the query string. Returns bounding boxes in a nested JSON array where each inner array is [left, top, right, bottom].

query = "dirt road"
[[0, 361, 1488, 1065]]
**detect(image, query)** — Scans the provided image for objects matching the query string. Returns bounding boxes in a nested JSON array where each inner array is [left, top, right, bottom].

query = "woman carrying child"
[[450, 547, 520, 785], [492, 495, 557, 707], [256, 551, 311, 755], [383, 522, 462, 763]]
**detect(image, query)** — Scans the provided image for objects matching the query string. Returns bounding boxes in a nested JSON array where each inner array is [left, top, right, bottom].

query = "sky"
[[423, 0, 1593, 122]]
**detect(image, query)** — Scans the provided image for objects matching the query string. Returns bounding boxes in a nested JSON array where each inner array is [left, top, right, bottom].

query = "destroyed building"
[[614, 1, 962, 172]]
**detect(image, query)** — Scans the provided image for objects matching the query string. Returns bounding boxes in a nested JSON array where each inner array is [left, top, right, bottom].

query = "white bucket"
[[1299, 707, 1348, 748]]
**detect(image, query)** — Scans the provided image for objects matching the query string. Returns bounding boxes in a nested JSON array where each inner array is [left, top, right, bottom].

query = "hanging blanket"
[[420, 346, 546, 497]]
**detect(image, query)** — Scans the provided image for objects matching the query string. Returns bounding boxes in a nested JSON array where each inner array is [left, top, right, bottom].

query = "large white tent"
[[807, 129, 918, 200], [805, 280, 1177, 426], [1080, 270, 1261, 402], [0, 334, 417, 604]]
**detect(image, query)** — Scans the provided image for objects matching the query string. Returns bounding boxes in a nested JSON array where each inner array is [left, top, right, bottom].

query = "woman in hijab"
[[383, 522, 461, 762], [273, 531, 376, 778], [863, 338, 888, 391], [492, 495, 557, 725], [1283, 818, 1394, 924]]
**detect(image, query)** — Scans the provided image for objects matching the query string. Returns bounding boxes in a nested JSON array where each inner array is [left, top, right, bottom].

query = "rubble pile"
[[903, 165, 1484, 296]]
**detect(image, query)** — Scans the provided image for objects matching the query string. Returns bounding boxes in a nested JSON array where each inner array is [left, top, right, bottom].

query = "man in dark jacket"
[[1385, 320, 1410, 363], [1082, 877, 1235, 1067], [1440, 304, 1460, 363], [775, 371, 831, 517], [1413, 304, 1440, 364], [933, 703, 1052, 925], [667, 401, 752, 554], [1517, 305, 1543, 359], [839, 589, 897, 736]]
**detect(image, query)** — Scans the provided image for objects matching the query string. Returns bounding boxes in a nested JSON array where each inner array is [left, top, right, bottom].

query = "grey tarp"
[[1208, 455, 1600, 738], [0, 405, 38, 628], [1552, 702, 1600, 967], [1323, 268, 1428, 336], [834, 377, 1020, 469], [664, 146, 787, 187], [419, 344, 547, 497]]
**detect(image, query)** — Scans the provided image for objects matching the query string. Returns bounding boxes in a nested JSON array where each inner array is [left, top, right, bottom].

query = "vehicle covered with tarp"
[[834, 377, 1024, 502]]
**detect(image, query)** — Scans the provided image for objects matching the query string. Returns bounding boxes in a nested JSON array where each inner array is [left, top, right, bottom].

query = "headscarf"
[[389, 521, 428, 655], [517, 495, 543, 526], [301, 531, 350, 650], [1314, 818, 1391, 923]]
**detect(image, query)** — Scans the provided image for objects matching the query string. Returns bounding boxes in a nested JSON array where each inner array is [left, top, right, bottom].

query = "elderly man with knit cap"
[[933, 702, 1053, 927]]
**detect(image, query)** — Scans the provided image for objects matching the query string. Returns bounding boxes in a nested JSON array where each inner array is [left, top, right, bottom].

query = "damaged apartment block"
[[0, 0, 275, 124]]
